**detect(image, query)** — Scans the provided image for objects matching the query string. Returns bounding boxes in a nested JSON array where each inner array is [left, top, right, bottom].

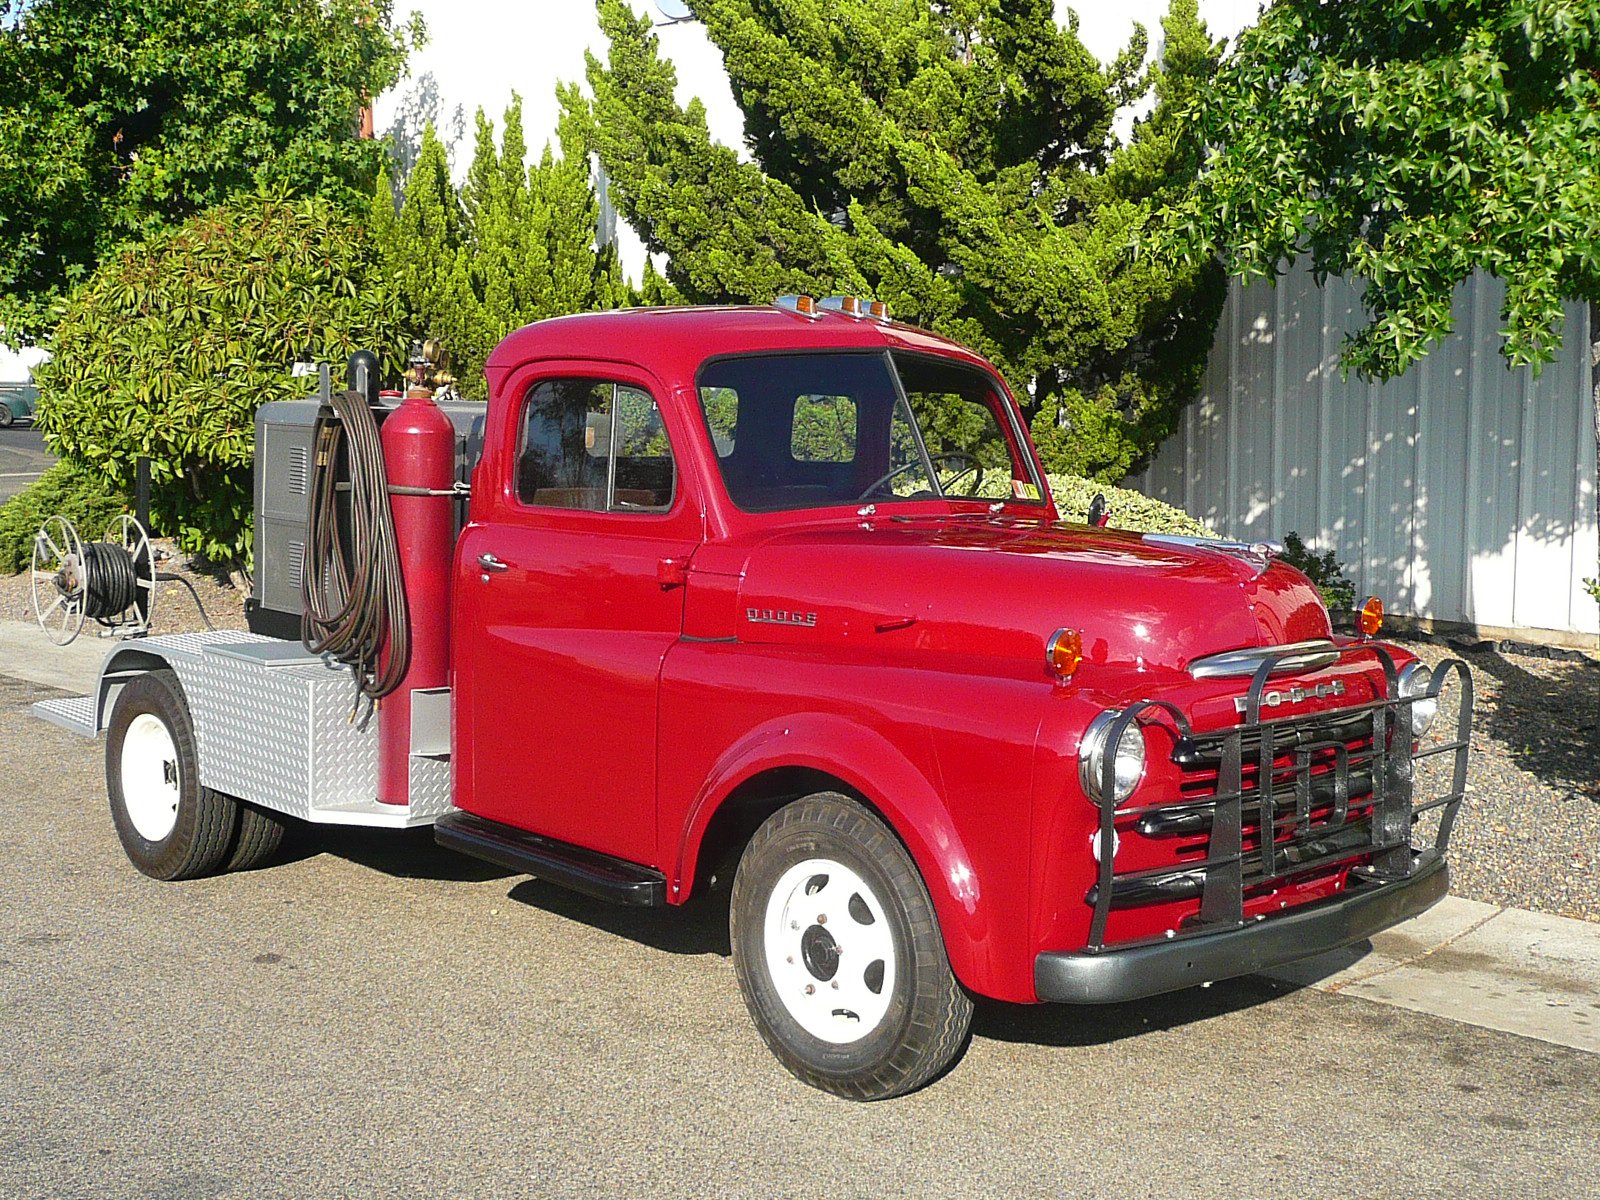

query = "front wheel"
[[730, 793, 973, 1100]]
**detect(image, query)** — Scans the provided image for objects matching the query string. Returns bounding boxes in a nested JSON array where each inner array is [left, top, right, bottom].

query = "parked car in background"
[[0, 383, 38, 427]]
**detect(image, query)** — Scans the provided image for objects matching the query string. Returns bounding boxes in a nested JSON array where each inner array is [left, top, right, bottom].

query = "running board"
[[433, 811, 667, 907]]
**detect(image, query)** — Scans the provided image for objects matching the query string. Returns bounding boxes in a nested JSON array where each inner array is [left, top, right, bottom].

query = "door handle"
[[477, 552, 510, 574]]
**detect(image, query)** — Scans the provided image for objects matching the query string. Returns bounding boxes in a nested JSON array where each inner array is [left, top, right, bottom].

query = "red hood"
[[725, 517, 1331, 675]]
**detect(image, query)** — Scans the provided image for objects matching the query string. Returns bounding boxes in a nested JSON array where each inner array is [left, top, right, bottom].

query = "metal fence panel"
[[1136, 263, 1599, 639]]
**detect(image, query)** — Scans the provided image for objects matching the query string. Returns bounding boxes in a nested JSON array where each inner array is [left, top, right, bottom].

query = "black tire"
[[730, 792, 973, 1100], [106, 669, 237, 880], [224, 802, 287, 872], [0, 404, 12, 428]]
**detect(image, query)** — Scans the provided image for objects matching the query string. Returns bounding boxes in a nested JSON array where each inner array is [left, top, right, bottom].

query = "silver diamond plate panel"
[[408, 754, 455, 818], [32, 694, 97, 737], [66, 631, 453, 827]]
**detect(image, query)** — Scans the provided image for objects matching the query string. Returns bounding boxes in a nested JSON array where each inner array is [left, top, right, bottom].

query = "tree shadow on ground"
[[1448, 642, 1600, 800]]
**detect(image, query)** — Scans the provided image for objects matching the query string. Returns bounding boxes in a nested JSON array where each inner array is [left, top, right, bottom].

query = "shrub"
[[33, 193, 405, 565], [1279, 532, 1357, 613], [0, 460, 131, 574], [1046, 474, 1214, 537]]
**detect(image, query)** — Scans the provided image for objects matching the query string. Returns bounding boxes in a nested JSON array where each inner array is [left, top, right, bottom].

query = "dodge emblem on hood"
[[746, 607, 818, 628]]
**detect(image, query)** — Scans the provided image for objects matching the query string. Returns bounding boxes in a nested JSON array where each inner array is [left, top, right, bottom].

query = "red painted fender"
[[670, 712, 1015, 998]]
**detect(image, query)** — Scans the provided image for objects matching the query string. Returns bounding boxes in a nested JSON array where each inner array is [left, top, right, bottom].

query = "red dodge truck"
[[36, 297, 1471, 1099]]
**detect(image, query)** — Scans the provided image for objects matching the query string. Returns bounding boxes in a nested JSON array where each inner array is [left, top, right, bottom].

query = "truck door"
[[456, 367, 700, 865]]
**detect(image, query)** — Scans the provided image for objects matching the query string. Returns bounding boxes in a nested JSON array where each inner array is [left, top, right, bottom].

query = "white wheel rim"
[[763, 858, 897, 1044], [121, 713, 181, 842]]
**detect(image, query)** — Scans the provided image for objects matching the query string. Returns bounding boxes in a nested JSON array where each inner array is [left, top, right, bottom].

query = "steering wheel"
[[857, 451, 985, 501]]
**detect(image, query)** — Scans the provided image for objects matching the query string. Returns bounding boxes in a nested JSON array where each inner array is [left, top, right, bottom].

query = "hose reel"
[[30, 513, 217, 646], [30, 515, 156, 645]]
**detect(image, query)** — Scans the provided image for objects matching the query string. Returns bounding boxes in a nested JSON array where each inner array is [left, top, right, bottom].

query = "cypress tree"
[[581, 0, 1226, 480]]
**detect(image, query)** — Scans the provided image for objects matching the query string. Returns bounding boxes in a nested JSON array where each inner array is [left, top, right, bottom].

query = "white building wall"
[[1137, 262, 1599, 641]]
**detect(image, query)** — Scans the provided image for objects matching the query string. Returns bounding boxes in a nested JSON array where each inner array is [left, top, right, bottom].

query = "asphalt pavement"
[[2, 665, 1599, 1199], [0, 424, 51, 503]]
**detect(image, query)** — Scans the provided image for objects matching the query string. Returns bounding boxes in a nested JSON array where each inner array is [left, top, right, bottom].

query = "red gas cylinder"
[[378, 387, 457, 805]]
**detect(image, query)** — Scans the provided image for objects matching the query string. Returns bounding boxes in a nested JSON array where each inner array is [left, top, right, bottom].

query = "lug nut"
[[804, 984, 815, 995], [817, 914, 827, 925]]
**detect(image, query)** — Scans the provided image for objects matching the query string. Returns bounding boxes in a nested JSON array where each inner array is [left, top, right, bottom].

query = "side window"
[[517, 378, 675, 512], [611, 385, 675, 510], [791, 394, 857, 463]]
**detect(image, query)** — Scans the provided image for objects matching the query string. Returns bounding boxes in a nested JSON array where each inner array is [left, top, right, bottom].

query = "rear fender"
[[674, 712, 1000, 994], [93, 647, 176, 731]]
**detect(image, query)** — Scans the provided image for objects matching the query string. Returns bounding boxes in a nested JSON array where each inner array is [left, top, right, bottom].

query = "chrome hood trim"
[[1186, 639, 1340, 680], [1142, 533, 1285, 575]]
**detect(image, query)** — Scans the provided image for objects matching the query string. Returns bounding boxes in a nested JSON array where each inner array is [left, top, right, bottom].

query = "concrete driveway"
[[0, 425, 52, 503], [2, 671, 1598, 1200]]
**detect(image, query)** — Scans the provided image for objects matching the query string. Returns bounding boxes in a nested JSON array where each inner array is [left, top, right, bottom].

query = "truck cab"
[[42, 298, 1472, 1101]]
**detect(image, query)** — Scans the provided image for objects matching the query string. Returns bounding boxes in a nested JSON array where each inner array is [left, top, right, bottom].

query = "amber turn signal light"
[[1047, 628, 1083, 680], [1358, 595, 1384, 637]]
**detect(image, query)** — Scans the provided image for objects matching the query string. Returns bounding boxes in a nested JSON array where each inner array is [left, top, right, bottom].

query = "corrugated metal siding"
[[1137, 263, 1599, 639]]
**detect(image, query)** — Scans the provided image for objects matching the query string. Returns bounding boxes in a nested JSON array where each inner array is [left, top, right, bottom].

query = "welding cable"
[[300, 388, 410, 724]]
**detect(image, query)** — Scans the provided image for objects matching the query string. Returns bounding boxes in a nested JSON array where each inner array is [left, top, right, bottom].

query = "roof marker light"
[[866, 300, 889, 321], [775, 294, 819, 319], [818, 295, 867, 318]]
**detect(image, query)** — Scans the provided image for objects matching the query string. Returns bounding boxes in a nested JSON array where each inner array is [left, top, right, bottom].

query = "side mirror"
[[1087, 492, 1111, 528]]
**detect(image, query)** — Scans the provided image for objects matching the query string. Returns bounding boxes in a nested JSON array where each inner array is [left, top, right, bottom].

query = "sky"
[[372, 0, 1266, 284]]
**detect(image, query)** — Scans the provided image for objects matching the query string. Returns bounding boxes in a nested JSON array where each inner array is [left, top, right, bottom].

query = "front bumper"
[[1035, 850, 1448, 1004]]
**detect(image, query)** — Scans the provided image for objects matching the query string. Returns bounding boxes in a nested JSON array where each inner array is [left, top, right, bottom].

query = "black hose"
[[81, 541, 139, 619], [152, 571, 215, 631], [71, 528, 216, 633], [300, 388, 410, 725]]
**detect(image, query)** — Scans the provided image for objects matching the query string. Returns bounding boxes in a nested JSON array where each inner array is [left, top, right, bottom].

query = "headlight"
[[1397, 662, 1437, 735], [1078, 710, 1146, 803]]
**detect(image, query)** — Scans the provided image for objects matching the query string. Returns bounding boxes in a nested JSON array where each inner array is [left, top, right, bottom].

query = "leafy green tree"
[[1162, 0, 1600, 598], [33, 194, 405, 564], [579, 0, 1226, 480], [0, 0, 422, 341], [385, 94, 628, 391]]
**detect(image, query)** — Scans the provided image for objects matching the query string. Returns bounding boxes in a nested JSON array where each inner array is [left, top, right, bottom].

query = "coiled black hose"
[[300, 388, 410, 724], [80, 541, 139, 619]]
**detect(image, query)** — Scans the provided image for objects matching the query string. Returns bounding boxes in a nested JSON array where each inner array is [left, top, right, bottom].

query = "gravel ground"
[[1393, 634, 1600, 923]]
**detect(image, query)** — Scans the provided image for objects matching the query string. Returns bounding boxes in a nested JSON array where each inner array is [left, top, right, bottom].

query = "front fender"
[[673, 711, 1007, 996]]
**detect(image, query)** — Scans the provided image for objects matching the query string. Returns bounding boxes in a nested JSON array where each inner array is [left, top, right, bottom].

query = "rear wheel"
[[106, 670, 237, 880], [0, 403, 12, 428], [224, 803, 286, 872], [730, 792, 973, 1100]]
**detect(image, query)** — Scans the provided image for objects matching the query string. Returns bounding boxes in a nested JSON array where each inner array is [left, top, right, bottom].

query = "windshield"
[[696, 351, 1044, 513]]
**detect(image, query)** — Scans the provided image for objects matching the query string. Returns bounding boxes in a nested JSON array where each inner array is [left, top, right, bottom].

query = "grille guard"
[[1086, 645, 1472, 951]]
